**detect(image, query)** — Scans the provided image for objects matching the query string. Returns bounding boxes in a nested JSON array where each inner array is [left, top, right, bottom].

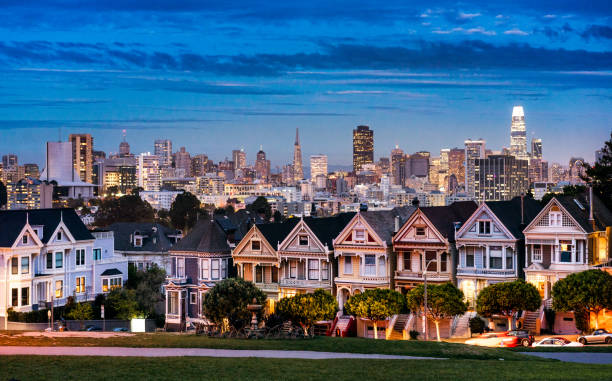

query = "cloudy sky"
[[0, 0, 610, 168]]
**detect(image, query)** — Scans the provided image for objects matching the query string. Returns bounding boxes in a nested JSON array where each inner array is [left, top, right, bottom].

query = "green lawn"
[[0, 333, 533, 360], [1, 356, 611, 381]]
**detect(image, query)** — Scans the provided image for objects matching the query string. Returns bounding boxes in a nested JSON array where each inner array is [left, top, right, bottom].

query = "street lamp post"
[[423, 258, 437, 341]]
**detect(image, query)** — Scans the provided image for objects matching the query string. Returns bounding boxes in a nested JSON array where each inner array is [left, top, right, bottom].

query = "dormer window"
[[549, 211, 562, 227], [299, 235, 309, 246], [134, 237, 142, 247], [478, 221, 491, 235], [251, 240, 261, 251], [415, 227, 425, 237], [22, 235, 28, 244]]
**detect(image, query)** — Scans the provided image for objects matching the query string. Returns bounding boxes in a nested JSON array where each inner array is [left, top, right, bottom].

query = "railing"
[[360, 275, 390, 283], [255, 283, 279, 292], [166, 276, 187, 284], [456, 268, 516, 276], [395, 271, 450, 280], [280, 278, 331, 288]]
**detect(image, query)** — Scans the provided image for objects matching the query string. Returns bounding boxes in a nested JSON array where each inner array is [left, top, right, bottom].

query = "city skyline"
[[0, 1, 610, 166]]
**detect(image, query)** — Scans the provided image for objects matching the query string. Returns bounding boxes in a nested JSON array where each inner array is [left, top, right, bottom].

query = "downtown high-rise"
[[293, 128, 304, 181], [154, 139, 173, 167], [464, 139, 486, 197], [474, 155, 529, 202], [310, 154, 328, 180], [353, 125, 374, 172], [510, 106, 529, 161], [69, 133, 94, 183]]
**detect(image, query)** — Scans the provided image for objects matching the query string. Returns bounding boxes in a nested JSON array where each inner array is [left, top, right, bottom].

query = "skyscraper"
[[255, 148, 271, 180], [232, 149, 246, 171], [175, 147, 192, 177], [119, 129, 131, 157], [391, 146, 405, 186], [69, 133, 94, 183], [474, 155, 529, 202], [448, 148, 465, 187], [2, 154, 17, 170], [154, 139, 172, 167], [293, 128, 304, 181], [510, 106, 528, 161], [531, 138, 542, 160], [353, 125, 374, 172], [137, 153, 161, 191], [464, 139, 486, 197], [310, 154, 328, 179]]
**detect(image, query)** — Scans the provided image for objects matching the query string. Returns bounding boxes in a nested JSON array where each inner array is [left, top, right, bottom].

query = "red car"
[[499, 330, 535, 347]]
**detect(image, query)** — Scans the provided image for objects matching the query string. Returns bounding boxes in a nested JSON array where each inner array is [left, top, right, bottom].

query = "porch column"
[[398, 252, 403, 271], [318, 259, 322, 282], [501, 246, 506, 270], [485, 246, 490, 269], [375, 255, 380, 276], [252, 263, 256, 283], [554, 238, 559, 263], [571, 238, 576, 263]]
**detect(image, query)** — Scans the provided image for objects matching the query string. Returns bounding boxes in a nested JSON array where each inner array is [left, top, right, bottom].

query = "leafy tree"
[[0, 180, 6, 208], [277, 289, 338, 336], [127, 264, 166, 317], [105, 288, 142, 320], [552, 269, 612, 330], [476, 280, 541, 330], [247, 196, 272, 221], [273, 210, 284, 223], [344, 288, 405, 339], [406, 283, 467, 341], [66, 302, 94, 329], [94, 194, 155, 226], [584, 132, 612, 210], [469, 316, 486, 336], [169, 191, 207, 231], [106, 185, 120, 196], [202, 278, 267, 330]]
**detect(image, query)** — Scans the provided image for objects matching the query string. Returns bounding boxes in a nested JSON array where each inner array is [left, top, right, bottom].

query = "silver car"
[[578, 329, 612, 345]]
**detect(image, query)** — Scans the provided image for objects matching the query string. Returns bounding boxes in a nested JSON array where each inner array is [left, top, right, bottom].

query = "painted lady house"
[[455, 197, 542, 308], [523, 191, 612, 334], [277, 214, 355, 298]]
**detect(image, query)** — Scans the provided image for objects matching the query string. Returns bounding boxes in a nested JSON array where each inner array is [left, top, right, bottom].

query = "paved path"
[[0, 346, 445, 360], [527, 352, 612, 364]]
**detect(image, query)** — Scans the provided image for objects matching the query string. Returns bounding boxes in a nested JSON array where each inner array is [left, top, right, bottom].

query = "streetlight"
[[423, 258, 437, 341]]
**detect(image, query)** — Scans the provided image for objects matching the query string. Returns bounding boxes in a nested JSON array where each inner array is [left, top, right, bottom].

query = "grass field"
[[1, 356, 611, 381], [0, 332, 535, 360]]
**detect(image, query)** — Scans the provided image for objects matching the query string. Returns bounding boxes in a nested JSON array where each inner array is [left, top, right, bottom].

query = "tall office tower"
[[293, 128, 304, 181], [406, 152, 430, 178], [510, 106, 528, 161], [119, 129, 131, 157], [154, 139, 173, 167], [429, 156, 441, 188], [474, 155, 529, 202], [137, 153, 161, 191], [528, 159, 549, 183], [448, 148, 465, 187], [175, 147, 192, 177], [191, 154, 210, 177], [531, 138, 542, 160], [353, 125, 374, 172], [568, 157, 586, 185], [23, 163, 39, 179], [391, 146, 406, 186], [255, 148, 271, 180], [439, 149, 450, 172], [310, 154, 328, 180], [2, 154, 17, 170], [377, 157, 390, 177], [69, 133, 94, 183], [464, 139, 486, 197], [232, 149, 247, 171]]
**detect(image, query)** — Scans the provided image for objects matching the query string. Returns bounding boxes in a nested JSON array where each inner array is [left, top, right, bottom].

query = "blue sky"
[[0, 0, 610, 168]]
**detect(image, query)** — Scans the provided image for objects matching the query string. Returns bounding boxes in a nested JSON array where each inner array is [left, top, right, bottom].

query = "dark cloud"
[[0, 118, 231, 130], [582, 25, 612, 40]]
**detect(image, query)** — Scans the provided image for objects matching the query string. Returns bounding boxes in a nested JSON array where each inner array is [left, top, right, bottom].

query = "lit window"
[[102, 278, 109, 292], [76, 277, 85, 293], [55, 280, 63, 298]]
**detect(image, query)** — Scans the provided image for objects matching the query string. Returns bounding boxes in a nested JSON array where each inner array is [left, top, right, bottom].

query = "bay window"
[[201, 259, 209, 279], [308, 259, 319, 280], [364, 255, 376, 276], [211, 259, 220, 280], [321, 261, 329, 280], [489, 247, 502, 269], [344, 256, 352, 275]]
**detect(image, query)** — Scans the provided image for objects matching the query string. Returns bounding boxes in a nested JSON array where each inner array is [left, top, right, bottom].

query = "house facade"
[[392, 202, 477, 293], [455, 198, 542, 307], [0, 209, 127, 329], [333, 207, 415, 309]]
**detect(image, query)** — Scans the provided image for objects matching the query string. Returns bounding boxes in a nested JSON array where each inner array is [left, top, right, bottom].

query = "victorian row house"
[[0, 209, 128, 329]]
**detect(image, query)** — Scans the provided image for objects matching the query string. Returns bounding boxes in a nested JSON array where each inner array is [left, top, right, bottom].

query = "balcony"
[[166, 275, 187, 284], [395, 270, 450, 281], [456, 268, 516, 277], [254, 283, 280, 293], [280, 278, 331, 289], [335, 275, 390, 285]]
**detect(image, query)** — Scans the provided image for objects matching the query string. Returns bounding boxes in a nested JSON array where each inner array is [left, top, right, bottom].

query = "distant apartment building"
[[6, 178, 53, 210], [293, 129, 304, 182], [391, 146, 405, 186], [174, 147, 192, 177], [137, 153, 161, 191], [568, 157, 586, 185], [448, 148, 465, 188], [232, 149, 247, 171], [474, 155, 529, 202], [140, 190, 182, 210], [529, 159, 549, 184], [310, 154, 328, 180], [352, 125, 374, 172], [23, 164, 39, 179], [464, 139, 486, 197], [69, 134, 94, 183], [95, 157, 138, 194], [154, 139, 173, 167]]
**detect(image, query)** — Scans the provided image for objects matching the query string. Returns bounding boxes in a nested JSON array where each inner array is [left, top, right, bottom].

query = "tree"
[[0, 180, 7, 208], [552, 269, 612, 330], [584, 132, 612, 210], [476, 280, 541, 330], [202, 278, 267, 330], [406, 283, 467, 341], [94, 194, 155, 227], [66, 302, 93, 330], [127, 264, 166, 317], [247, 196, 272, 221], [105, 288, 142, 320], [344, 288, 405, 339], [273, 210, 284, 223], [277, 289, 337, 336], [169, 191, 207, 231]]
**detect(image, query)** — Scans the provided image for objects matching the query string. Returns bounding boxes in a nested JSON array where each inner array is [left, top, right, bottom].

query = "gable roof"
[[485, 197, 543, 239], [360, 206, 417, 244], [256, 218, 300, 250], [106, 222, 176, 252], [555, 193, 612, 233], [420, 201, 478, 242], [170, 219, 230, 253], [303, 213, 356, 248], [0, 208, 93, 247]]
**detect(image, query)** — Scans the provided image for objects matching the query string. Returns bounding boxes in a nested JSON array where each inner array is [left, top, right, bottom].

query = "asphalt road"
[[527, 352, 612, 364]]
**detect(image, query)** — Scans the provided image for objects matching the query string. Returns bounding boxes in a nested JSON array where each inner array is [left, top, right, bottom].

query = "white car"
[[532, 337, 584, 347]]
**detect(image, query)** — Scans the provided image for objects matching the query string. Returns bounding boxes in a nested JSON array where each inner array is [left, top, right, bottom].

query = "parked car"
[[578, 329, 612, 345], [112, 327, 128, 332], [83, 325, 102, 332], [532, 337, 584, 347], [466, 332, 509, 347], [500, 330, 535, 347]]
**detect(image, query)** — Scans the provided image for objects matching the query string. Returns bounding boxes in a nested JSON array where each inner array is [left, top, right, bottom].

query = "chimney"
[[520, 193, 525, 225], [394, 216, 400, 233], [589, 185, 595, 230]]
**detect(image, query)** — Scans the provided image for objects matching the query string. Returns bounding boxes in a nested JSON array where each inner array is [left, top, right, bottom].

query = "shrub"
[[202, 278, 267, 330], [409, 330, 420, 340], [277, 289, 337, 336], [469, 316, 486, 336], [345, 288, 405, 339]]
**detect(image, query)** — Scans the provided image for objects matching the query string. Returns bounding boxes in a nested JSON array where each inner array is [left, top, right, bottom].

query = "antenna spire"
[[295, 128, 299, 145]]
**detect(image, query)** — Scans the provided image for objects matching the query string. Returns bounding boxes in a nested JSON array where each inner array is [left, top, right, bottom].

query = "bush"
[[409, 330, 420, 340], [277, 289, 337, 336], [7, 306, 66, 323], [203, 278, 267, 330], [469, 316, 486, 335]]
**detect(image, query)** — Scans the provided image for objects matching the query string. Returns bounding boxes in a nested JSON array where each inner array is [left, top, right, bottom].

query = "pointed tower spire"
[[295, 128, 300, 145]]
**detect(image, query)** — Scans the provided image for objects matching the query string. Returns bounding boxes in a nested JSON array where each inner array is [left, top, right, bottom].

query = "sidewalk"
[[0, 346, 446, 360]]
